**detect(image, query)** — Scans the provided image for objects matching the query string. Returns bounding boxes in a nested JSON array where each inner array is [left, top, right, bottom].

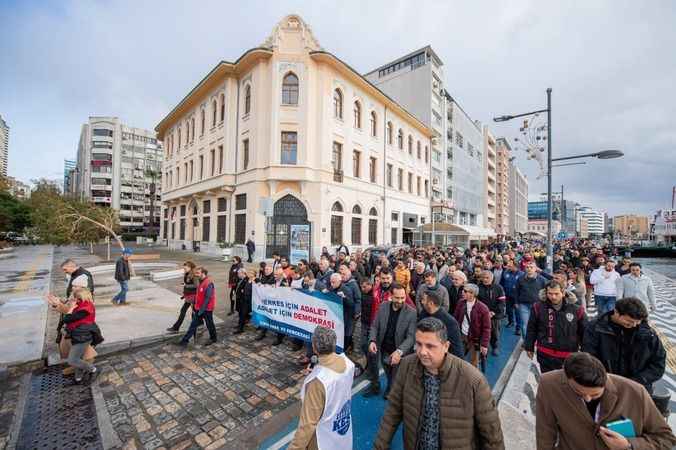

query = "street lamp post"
[[494, 89, 624, 272]]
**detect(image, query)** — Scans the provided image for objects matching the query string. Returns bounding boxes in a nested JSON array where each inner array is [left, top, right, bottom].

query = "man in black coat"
[[112, 249, 132, 305], [583, 296, 666, 394], [419, 289, 463, 358], [478, 271, 506, 356]]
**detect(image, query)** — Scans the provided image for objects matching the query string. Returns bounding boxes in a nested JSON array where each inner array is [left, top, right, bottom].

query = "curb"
[[6, 372, 31, 450], [91, 378, 122, 449], [493, 337, 523, 402]]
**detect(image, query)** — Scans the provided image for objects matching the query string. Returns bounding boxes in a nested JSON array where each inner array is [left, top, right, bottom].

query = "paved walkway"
[[0, 245, 54, 365]]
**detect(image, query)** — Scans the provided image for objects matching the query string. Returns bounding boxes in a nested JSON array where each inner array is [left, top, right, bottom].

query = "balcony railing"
[[333, 169, 344, 183]]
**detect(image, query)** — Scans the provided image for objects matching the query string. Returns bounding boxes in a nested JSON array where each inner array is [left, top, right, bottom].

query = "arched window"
[[177, 128, 181, 149], [331, 201, 344, 245], [408, 135, 413, 155], [352, 205, 362, 214], [417, 141, 421, 159], [368, 208, 378, 244], [244, 85, 251, 115], [387, 122, 393, 144], [219, 93, 225, 122], [370, 111, 377, 137], [282, 73, 299, 105], [353, 101, 361, 129], [333, 89, 343, 119], [397, 129, 404, 150], [191, 118, 195, 141], [200, 109, 205, 135], [212, 100, 217, 127], [332, 202, 343, 212], [185, 122, 190, 144]]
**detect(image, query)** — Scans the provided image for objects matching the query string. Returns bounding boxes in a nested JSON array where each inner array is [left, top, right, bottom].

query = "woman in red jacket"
[[47, 288, 103, 383], [453, 283, 491, 369]]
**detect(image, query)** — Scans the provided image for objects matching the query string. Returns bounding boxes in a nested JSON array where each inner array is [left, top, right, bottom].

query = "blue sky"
[[1, 0, 675, 216]]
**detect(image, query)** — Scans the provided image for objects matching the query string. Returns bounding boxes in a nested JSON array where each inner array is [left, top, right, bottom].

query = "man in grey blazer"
[[364, 282, 417, 399]]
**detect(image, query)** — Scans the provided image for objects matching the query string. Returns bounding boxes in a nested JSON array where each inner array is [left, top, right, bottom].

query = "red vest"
[[194, 277, 216, 312], [66, 300, 96, 331]]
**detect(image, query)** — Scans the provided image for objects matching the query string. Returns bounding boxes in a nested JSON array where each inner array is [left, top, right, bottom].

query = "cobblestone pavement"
[[96, 327, 307, 450], [0, 375, 22, 450]]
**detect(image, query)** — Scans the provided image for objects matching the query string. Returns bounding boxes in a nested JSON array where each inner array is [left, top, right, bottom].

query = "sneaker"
[[515, 328, 521, 336], [87, 367, 100, 384], [203, 340, 217, 347], [491, 348, 499, 356], [362, 385, 381, 398], [172, 341, 188, 347], [166, 327, 179, 333]]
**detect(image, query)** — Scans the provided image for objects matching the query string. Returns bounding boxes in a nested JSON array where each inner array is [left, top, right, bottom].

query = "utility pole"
[[546, 88, 553, 272]]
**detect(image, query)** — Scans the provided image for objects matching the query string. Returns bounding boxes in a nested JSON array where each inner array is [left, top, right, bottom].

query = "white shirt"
[[461, 300, 475, 336], [589, 268, 621, 297]]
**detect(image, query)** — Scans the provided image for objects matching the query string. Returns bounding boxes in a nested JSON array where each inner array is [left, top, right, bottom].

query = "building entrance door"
[[265, 195, 310, 260], [402, 228, 413, 245]]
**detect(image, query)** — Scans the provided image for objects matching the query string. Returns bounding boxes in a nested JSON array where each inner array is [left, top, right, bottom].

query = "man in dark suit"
[[364, 283, 417, 399]]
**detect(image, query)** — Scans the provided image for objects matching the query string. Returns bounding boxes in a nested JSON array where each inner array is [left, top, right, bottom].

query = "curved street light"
[[596, 149, 624, 160]]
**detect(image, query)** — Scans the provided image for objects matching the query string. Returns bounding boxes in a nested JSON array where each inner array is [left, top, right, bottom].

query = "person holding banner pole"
[[338, 264, 361, 353], [233, 268, 253, 335], [289, 326, 355, 450], [325, 273, 354, 353]]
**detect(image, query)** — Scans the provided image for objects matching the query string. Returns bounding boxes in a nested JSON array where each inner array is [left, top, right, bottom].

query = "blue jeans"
[[595, 295, 616, 316], [113, 280, 128, 304], [516, 303, 531, 337]]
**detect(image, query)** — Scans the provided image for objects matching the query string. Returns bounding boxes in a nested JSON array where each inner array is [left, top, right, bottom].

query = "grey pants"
[[67, 342, 94, 379]]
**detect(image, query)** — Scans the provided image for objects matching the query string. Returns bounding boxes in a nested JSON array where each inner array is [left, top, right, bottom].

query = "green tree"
[[0, 175, 32, 233]]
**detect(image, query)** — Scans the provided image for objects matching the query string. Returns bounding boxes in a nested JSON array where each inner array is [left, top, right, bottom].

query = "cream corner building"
[[156, 15, 433, 258]]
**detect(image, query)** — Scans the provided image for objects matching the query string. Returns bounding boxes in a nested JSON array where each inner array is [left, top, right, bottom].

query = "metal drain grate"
[[16, 366, 102, 450]]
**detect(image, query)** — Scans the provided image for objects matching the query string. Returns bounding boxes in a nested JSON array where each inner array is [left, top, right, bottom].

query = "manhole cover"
[[16, 366, 102, 450]]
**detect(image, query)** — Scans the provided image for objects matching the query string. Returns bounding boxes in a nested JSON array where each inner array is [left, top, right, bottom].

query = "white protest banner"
[[252, 285, 345, 351]]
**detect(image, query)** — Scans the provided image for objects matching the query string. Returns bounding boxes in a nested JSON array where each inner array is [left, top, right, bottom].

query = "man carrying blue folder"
[[535, 352, 676, 450]]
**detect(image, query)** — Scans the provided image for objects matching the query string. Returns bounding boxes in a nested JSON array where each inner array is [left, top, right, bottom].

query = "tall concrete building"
[[483, 127, 497, 230], [74, 117, 163, 233], [613, 214, 649, 239], [0, 114, 9, 177], [508, 160, 528, 237], [577, 206, 605, 236], [156, 15, 432, 257], [63, 159, 76, 195], [364, 46, 491, 240], [494, 138, 511, 236]]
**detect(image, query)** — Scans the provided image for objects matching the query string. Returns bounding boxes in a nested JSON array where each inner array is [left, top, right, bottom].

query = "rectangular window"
[[210, 149, 215, 176], [199, 155, 204, 180], [234, 214, 246, 244], [369, 157, 377, 183], [332, 142, 342, 172], [203, 200, 211, 213], [163, 220, 168, 239], [180, 205, 186, 216], [397, 168, 403, 190], [218, 145, 224, 173], [92, 129, 113, 137], [217, 215, 226, 242], [392, 212, 399, 222], [391, 228, 397, 245], [351, 217, 362, 245], [352, 150, 361, 178], [235, 194, 246, 210], [386, 164, 393, 187], [425, 179, 429, 197], [189, 160, 193, 182], [179, 218, 186, 240], [408, 172, 413, 193], [217, 197, 227, 212], [425, 146, 429, 163], [455, 132, 464, 148], [202, 216, 210, 241], [171, 222, 175, 239], [242, 139, 249, 170], [281, 132, 297, 165], [368, 219, 377, 245], [330, 215, 343, 245]]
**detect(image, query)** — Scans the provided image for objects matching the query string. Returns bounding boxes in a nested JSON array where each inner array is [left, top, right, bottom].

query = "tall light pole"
[[495, 87, 624, 272]]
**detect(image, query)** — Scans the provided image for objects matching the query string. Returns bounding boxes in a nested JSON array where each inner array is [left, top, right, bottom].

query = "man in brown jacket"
[[374, 317, 504, 450], [536, 352, 676, 450]]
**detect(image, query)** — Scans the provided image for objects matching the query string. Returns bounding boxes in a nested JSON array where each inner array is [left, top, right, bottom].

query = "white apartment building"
[[364, 47, 492, 242], [508, 160, 528, 236], [74, 117, 163, 233], [155, 15, 432, 258], [577, 206, 605, 236], [483, 127, 497, 230], [0, 114, 9, 177]]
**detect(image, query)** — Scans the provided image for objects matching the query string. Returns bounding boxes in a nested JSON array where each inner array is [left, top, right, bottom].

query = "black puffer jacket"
[[478, 283, 506, 319], [583, 311, 666, 393]]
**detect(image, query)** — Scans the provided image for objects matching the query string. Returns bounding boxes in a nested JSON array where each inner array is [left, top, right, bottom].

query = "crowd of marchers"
[[47, 237, 676, 450]]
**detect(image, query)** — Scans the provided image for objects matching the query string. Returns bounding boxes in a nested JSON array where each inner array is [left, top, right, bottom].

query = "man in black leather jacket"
[[583, 296, 666, 394]]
